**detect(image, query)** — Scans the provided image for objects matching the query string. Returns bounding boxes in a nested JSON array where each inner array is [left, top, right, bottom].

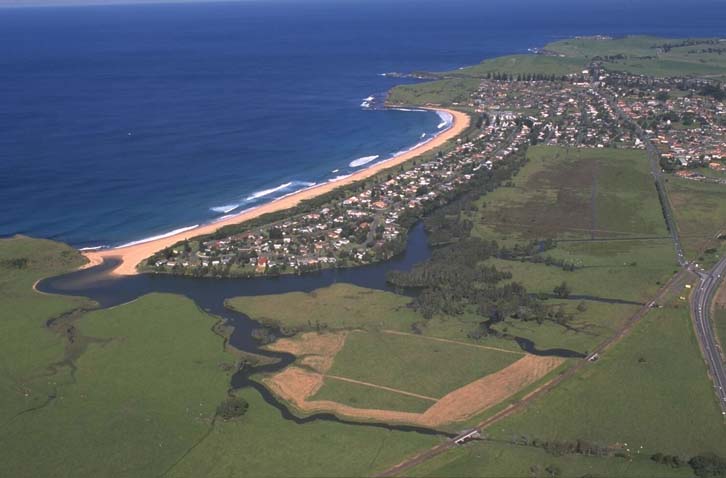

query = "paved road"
[[690, 259, 726, 416]]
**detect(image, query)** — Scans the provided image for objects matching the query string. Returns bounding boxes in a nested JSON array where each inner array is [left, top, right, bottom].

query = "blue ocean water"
[[1, 0, 724, 248]]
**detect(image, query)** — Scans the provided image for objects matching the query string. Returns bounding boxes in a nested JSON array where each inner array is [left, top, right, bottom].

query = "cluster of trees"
[[649, 452, 726, 478], [1, 257, 29, 269], [387, 152, 540, 321], [498, 239, 579, 272], [525, 255, 579, 272], [527, 464, 561, 478], [692, 47, 726, 55], [216, 396, 249, 420], [651, 452, 685, 468], [688, 454, 726, 478], [483, 72, 572, 82], [592, 53, 627, 61], [701, 83, 726, 101], [510, 435, 610, 458], [655, 38, 720, 52]]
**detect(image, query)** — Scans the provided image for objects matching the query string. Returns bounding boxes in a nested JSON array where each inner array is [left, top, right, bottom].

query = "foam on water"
[[245, 181, 316, 201], [436, 110, 453, 129], [349, 155, 380, 168], [328, 173, 352, 182], [210, 204, 239, 214], [118, 225, 200, 248]]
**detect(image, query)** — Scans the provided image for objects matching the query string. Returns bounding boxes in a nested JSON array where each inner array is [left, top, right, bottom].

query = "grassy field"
[[547, 35, 726, 79], [1, 292, 235, 477], [666, 176, 726, 264], [451, 54, 585, 78], [408, 439, 696, 478], [0, 236, 92, 426], [466, 145, 677, 306], [488, 302, 726, 457], [0, 238, 440, 477], [227, 283, 420, 332], [489, 300, 641, 355], [322, 330, 522, 400], [164, 386, 438, 478], [473, 146, 667, 241], [311, 375, 435, 413], [486, 239, 677, 303], [387, 55, 583, 106], [387, 77, 481, 106]]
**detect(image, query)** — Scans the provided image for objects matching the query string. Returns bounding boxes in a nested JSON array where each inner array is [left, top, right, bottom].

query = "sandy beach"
[[87, 108, 470, 275]]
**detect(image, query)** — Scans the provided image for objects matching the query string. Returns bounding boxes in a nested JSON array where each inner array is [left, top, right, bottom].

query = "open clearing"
[[455, 145, 678, 352], [407, 439, 695, 478], [488, 302, 726, 457], [548, 35, 726, 79], [264, 350, 563, 428], [322, 330, 523, 400], [259, 327, 563, 427], [473, 146, 667, 241], [667, 176, 726, 264]]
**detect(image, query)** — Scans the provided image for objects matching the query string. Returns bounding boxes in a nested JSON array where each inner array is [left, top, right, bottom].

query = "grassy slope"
[[388, 55, 583, 106], [324, 330, 521, 399], [0, 236, 91, 425], [489, 303, 726, 457], [547, 35, 726, 78], [227, 283, 420, 332], [387, 77, 481, 106], [166, 386, 438, 478], [451, 54, 585, 78], [0, 239, 439, 477], [667, 176, 726, 264], [1, 292, 235, 477], [408, 440, 695, 478]]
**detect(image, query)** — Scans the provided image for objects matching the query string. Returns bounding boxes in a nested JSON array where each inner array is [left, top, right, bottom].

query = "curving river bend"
[[37, 223, 581, 436]]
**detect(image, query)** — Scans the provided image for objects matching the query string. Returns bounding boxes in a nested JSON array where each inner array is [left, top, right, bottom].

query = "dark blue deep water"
[[1, 0, 724, 248]]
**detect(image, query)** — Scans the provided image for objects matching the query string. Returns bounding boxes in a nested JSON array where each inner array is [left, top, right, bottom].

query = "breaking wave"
[[211, 204, 239, 214], [349, 155, 380, 168], [328, 173, 352, 182], [246, 181, 317, 201], [118, 225, 199, 248], [436, 110, 453, 129]]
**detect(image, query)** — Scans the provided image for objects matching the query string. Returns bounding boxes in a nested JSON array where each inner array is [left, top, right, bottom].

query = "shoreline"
[[86, 108, 471, 275]]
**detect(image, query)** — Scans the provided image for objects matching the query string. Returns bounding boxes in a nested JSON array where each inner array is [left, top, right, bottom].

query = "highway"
[[690, 258, 726, 416]]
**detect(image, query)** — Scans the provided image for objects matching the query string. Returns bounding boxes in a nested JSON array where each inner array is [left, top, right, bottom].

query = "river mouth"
[[36, 223, 581, 433]]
